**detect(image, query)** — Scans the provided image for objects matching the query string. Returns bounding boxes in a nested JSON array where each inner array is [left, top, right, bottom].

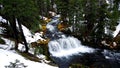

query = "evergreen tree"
[[0, 0, 40, 52], [54, 0, 120, 47], [55, 0, 69, 22], [0, 0, 120, 49], [36, 0, 53, 18]]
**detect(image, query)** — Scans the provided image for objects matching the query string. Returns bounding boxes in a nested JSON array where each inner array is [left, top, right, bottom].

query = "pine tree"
[[0, 0, 40, 52], [36, 0, 53, 18], [54, 0, 120, 47]]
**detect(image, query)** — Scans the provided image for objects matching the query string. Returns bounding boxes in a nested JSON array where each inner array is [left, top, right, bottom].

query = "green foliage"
[[5, 59, 27, 68], [34, 44, 50, 59], [36, 0, 53, 18], [34, 46, 43, 55], [53, 0, 120, 46], [0, 37, 5, 44], [1, 0, 40, 32], [0, 0, 41, 52]]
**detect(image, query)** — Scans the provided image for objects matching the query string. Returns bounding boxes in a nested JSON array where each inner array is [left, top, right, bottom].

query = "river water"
[[46, 15, 120, 68]]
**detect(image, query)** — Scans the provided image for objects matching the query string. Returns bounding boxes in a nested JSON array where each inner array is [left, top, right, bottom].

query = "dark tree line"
[[53, 0, 120, 49]]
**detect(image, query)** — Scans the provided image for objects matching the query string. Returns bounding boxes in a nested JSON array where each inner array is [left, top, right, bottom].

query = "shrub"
[[5, 59, 27, 68], [0, 37, 5, 44]]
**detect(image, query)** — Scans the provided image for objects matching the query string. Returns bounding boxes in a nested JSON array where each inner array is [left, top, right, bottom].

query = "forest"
[[0, 0, 120, 68]]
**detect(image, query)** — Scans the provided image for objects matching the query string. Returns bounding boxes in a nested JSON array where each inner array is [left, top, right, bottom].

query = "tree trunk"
[[9, 16, 19, 50], [17, 19, 29, 53]]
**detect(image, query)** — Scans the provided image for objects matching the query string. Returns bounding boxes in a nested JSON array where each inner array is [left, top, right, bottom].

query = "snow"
[[1, 37, 15, 50], [0, 16, 7, 34], [18, 43, 26, 52], [21, 25, 45, 44], [0, 16, 7, 23], [113, 22, 120, 37], [0, 21, 57, 68], [49, 11, 56, 16], [0, 20, 56, 67], [14, 19, 45, 44], [105, 0, 110, 4], [0, 11, 120, 67], [0, 27, 6, 34], [0, 49, 57, 68]]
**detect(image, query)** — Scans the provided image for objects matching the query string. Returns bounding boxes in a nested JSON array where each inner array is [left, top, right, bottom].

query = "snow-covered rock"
[[18, 43, 26, 52]]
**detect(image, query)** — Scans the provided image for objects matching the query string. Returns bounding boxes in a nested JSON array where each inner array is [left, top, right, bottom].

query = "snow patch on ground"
[[1, 37, 15, 50], [22, 25, 45, 44], [0, 16, 57, 68], [113, 22, 120, 37], [0, 49, 57, 68], [0, 24, 57, 68]]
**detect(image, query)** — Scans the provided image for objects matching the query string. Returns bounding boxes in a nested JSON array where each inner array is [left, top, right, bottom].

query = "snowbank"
[[0, 49, 57, 68], [21, 25, 45, 44], [0, 20, 58, 68]]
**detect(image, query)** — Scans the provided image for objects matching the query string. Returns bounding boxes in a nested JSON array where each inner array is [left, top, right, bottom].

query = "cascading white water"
[[46, 15, 95, 57], [46, 15, 120, 68], [48, 36, 95, 57]]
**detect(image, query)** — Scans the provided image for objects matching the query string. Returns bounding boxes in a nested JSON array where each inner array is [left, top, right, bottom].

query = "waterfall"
[[48, 36, 95, 57], [46, 15, 120, 68], [46, 15, 94, 57]]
